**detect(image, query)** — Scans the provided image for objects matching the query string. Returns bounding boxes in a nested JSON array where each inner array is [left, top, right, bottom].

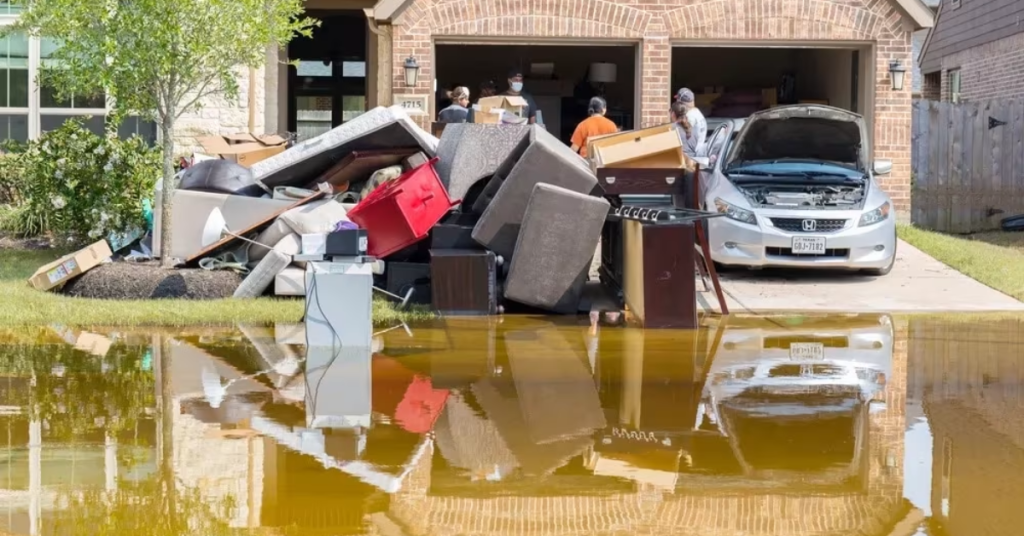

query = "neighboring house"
[[911, 0, 941, 98], [0, 0, 934, 214], [919, 0, 1024, 102]]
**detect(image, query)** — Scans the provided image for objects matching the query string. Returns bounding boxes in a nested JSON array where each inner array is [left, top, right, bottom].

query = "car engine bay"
[[736, 182, 867, 210]]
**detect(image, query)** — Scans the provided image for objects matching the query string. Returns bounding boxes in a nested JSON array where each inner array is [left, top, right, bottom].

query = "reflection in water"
[[0, 316, 1022, 534]]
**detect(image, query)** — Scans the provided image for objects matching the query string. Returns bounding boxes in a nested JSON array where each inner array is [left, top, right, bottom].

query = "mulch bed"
[[61, 261, 244, 300]]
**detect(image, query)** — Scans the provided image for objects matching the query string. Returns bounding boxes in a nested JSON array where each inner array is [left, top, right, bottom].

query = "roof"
[[370, 0, 934, 28]]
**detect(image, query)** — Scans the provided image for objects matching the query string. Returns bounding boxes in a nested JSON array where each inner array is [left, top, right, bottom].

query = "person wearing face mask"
[[504, 68, 540, 124]]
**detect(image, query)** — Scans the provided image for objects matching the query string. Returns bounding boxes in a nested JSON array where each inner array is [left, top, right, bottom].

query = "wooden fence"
[[911, 98, 1024, 233]]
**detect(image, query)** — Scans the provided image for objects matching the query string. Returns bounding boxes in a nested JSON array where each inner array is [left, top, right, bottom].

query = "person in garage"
[[466, 80, 498, 123], [438, 86, 471, 123], [504, 68, 540, 124], [674, 87, 708, 156], [570, 96, 618, 158], [671, 100, 698, 157]]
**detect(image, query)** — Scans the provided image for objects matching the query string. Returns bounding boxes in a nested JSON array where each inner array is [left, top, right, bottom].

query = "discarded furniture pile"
[[29, 104, 727, 327]]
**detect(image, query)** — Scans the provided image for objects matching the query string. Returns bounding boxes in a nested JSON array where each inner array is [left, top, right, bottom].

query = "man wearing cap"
[[675, 88, 708, 157], [504, 68, 541, 124]]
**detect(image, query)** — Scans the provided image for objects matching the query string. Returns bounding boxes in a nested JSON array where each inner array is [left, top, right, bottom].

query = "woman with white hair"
[[438, 86, 471, 123]]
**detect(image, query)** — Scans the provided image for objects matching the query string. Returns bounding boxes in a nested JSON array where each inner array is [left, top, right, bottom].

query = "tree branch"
[[173, 72, 221, 120]]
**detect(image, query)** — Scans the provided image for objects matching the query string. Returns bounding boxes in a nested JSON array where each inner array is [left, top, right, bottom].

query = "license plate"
[[791, 236, 826, 254], [790, 342, 824, 360]]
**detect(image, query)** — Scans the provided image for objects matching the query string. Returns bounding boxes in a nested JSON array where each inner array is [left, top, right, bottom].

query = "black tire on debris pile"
[[61, 261, 244, 300]]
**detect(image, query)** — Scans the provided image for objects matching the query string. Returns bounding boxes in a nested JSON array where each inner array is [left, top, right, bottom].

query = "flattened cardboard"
[[198, 133, 288, 168], [29, 240, 113, 291], [308, 149, 418, 190]]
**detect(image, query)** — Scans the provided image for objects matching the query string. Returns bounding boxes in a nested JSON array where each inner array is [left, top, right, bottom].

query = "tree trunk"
[[158, 111, 176, 267]]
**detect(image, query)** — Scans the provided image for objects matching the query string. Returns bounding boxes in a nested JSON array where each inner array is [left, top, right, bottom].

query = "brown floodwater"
[[0, 313, 1022, 535]]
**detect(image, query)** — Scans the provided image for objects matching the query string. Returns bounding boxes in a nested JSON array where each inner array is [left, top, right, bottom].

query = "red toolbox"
[[347, 157, 459, 258]]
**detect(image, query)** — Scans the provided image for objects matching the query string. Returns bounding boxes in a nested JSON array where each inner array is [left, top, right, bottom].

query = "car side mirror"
[[873, 160, 893, 175]]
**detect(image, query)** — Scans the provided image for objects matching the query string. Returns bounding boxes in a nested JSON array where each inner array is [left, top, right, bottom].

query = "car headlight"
[[858, 201, 891, 227], [714, 198, 756, 225]]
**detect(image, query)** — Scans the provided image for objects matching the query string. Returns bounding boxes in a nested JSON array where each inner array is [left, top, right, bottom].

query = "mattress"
[[252, 106, 439, 190], [471, 127, 597, 260]]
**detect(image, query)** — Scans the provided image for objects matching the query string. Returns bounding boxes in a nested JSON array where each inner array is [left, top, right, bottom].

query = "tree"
[[8, 0, 316, 265]]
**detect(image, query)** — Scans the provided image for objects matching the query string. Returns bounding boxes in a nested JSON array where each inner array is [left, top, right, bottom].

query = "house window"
[[951, 0, 961, 8], [948, 69, 962, 103], [0, 18, 156, 144]]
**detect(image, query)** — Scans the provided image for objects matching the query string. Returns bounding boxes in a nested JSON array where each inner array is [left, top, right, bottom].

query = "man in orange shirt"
[[570, 97, 619, 158]]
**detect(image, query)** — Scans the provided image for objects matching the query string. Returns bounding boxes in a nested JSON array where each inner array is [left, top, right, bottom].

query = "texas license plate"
[[790, 342, 825, 360], [792, 236, 826, 255]]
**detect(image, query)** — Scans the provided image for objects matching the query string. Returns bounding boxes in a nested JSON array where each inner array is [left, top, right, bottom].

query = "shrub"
[[0, 141, 27, 205], [16, 118, 161, 245]]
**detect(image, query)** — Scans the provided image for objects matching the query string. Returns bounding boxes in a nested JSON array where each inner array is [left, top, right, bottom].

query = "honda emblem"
[[801, 219, 817, 232]]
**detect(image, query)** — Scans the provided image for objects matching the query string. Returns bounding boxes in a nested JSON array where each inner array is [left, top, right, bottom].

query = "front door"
[[287, 11, 367, 141]]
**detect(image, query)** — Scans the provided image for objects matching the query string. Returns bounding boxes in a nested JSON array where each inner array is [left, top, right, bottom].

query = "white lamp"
[[589, 63, 618, 84], [201, 207, 272, 250]]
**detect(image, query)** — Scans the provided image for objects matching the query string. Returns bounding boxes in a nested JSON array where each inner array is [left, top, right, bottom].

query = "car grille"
[[766, 247, 849, 258], [771, 218, 848, 233]]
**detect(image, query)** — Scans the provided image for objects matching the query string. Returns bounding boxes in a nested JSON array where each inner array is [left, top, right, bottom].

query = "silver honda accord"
[[701, 105, 897, 276]]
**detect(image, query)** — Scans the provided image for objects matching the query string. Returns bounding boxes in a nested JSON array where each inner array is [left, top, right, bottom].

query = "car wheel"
[[861, 236, 897, 276]]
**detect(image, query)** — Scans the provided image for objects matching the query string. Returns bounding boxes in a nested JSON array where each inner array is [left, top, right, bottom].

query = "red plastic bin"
[[347, 157, 459, 258]]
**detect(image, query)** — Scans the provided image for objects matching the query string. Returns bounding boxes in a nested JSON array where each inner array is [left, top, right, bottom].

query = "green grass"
[[898, 223, 1024, 301], [0, 248, 433, 327]]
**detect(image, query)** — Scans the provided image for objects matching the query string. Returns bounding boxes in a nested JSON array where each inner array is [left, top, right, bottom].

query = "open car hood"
[[724, 105, 869, 172]]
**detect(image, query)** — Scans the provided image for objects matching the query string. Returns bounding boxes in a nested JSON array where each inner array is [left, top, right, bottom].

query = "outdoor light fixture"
[[888, 59, 906, 91], [403, 56, 420, 88]]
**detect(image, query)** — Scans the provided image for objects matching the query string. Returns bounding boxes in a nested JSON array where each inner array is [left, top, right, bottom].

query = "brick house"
[[918, 0, 1024, 103]]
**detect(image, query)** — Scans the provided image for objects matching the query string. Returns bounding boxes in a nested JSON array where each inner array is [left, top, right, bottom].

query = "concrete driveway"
[[698, 239, 1024, 313]]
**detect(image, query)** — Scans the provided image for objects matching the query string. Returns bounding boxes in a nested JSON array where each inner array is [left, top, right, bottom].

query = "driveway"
[[698, 239, 1024, 313]]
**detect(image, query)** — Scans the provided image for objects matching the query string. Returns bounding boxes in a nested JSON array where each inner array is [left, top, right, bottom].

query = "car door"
[[699, 122, 733, 208]]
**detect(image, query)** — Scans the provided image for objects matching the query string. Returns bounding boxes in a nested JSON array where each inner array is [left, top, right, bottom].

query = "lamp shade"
[[201, 207, 228, 247], [589, 63, 617, 84]]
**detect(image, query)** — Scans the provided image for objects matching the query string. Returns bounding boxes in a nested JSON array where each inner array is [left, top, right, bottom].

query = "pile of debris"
[[29, 104, 683, 317]]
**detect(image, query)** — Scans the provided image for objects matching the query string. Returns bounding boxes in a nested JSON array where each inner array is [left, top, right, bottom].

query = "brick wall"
[[935, 31, 1024, 103], [171, 63, 271, 157], [389, 0, 916, 212]]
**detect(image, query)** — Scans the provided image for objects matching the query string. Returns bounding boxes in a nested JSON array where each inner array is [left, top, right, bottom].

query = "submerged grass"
[[0, 248, 433, 327], [898, 223, 1024, 301]]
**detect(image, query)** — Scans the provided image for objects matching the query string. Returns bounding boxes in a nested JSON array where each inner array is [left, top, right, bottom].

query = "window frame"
[[948, 68, 962, 104], [0, 14, 114, 141]]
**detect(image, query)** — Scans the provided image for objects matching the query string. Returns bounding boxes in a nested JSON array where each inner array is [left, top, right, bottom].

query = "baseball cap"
[[676, 88, 695, 104]]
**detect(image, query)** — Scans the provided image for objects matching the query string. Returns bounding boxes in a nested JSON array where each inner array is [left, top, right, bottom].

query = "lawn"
[[0, 248, 433, 327], [898, 223, 1024, 301]]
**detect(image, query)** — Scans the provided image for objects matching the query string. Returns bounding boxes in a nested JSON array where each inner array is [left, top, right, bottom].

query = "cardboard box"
[[472, 95, 529, 124], [197, 133, 288, 168], [29, 240, 113, 291], [50, 325, 113, 357], [587, 124, 694, 171]]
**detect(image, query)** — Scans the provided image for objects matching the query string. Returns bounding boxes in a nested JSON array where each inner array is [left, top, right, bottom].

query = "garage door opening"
[[671, 46, 866, 120], [435, 44, 638, 144]]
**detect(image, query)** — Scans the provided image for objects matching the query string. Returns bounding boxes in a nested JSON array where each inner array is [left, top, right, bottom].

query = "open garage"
[[434, 44, 638, 144], [671, 45, 873, 121]]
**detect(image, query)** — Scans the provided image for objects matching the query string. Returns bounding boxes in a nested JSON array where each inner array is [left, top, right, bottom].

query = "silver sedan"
[[700, 105, 897, 276]]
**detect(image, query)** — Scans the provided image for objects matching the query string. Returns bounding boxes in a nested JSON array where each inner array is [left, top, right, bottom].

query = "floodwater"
[[0, 314, 1022, 535]]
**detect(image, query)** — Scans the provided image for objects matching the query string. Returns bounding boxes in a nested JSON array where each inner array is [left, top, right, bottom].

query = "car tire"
[[861, 235, 897, 276]]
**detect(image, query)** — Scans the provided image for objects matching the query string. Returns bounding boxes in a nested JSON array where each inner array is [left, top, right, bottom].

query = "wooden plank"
[[919, 101, 934, 229], [1003, 99, 1018, 222], [1014, 99, 1024, 220], [959, 103, 974, 233], [936, 101, 951, 232], [979, 100, 994, 232], [911, 101, 927, 226], [949, 103, 965, 233], [988, 99, 1005, 232], [926, 101, 942, 230]]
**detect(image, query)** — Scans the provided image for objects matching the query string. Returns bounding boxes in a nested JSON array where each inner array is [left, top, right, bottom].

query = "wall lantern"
[[403, 56, 420, 88], [888, 59, 906, 92]]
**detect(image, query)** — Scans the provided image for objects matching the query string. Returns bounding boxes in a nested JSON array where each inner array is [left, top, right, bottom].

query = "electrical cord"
[[302, 266, 344, 421]]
